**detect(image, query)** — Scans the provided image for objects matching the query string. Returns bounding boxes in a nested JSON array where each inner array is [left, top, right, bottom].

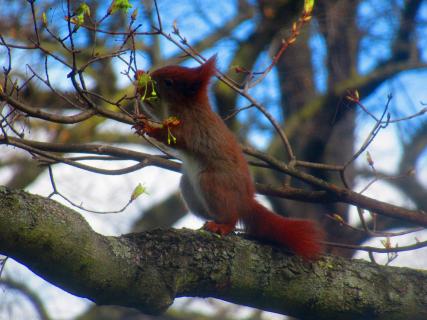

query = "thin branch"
[[0, 93, 97, 124], [327, 214, 426, 238], [47, 165, 136, 214], [344, 94, 392, 168], [0, 135, 180, 172], [243, 145, 427, 227], [326, 238, 427, 254], [247, 9, 313, 89], [28, 0, 40, 45], [153, 0, 163, 31], [0, 278, 51, 320]]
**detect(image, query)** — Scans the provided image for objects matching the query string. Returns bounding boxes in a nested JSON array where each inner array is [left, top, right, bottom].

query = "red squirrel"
[[133, 56, 324, 259]]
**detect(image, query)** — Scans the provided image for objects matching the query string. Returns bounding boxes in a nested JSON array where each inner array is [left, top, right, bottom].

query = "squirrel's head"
[[136, 56, 216, 120]]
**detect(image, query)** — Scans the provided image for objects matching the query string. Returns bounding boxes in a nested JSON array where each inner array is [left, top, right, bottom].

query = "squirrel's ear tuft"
[[184, 55, 217, 97], [198, 55, 217, 84]]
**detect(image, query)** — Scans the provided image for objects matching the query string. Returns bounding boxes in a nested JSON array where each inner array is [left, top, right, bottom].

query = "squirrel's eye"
[[164, 79, 173, 87]]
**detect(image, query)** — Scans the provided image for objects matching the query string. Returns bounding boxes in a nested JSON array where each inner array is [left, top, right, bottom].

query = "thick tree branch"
[[390, 0, 423, 62], [0, 186, 426, 319]]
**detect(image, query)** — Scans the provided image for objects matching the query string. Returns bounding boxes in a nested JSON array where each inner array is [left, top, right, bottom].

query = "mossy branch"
[[0, 186, 426, 319]]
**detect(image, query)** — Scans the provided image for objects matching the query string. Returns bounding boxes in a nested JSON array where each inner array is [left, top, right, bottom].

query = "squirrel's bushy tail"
[[243, 201, 324, 260]]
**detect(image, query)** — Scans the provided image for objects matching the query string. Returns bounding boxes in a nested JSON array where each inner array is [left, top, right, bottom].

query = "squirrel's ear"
[[198, 55, 217, 84], [186, 55, 217, 96]]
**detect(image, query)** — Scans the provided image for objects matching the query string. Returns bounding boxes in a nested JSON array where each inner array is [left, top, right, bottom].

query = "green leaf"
[[130, 183, 147, 202], [131, 8, 138, 20], [136, 72, 158, 102], [137, 72, 151, 87], [111, 0, 133, 14], [42, 12, 47, 26], [73, 2, 90, 27], [76, 3, 91, 17], [167, 127, 177, 145], [366, 151, 374, 166], [304, 0, 315, 13]]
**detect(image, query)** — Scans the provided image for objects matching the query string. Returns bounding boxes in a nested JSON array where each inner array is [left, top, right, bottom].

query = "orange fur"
[[135, 57, 324, 260], [244, 201, 324, 259]]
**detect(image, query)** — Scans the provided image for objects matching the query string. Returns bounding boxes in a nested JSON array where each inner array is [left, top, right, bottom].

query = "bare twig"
[[326, 238, 427, 254], [28, 0, 40, 45], [344, 94, 392, 168], [47, 165, 137, 214]]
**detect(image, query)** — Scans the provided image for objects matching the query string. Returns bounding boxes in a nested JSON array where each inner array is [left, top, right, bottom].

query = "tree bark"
[[0, 186, 426, 320]]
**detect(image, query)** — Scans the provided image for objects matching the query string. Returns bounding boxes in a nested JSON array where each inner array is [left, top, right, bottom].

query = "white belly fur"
[[179, 151, 208, 210]]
